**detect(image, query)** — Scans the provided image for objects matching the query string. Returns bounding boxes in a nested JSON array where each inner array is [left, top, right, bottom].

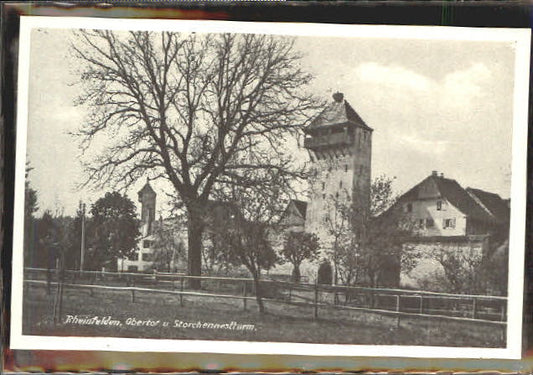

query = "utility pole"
[[80, 202, 86, 271]]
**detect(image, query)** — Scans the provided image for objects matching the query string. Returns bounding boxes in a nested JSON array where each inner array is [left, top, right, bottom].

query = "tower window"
[[339, 181, 343, 188], [335, 192, 339, 198], [322, 193, 326, 200], [322, 182, 325, 191]]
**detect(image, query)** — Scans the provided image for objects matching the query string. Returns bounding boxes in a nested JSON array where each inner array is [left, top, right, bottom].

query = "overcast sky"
[[25, 27, 518, 217]]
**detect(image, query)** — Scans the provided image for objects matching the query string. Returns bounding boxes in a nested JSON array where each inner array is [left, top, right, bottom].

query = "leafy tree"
[[150, 219, 186, 272], [212, 217, 278, 313], [31, 211, 73, 270], [431, 244, 484, 294], [281, 231, 320, 283], [428, 238, 508, 295], [324, 175, 415, 288], [86, 192, 140, 271], [72, 30, 319, 285], [481, 239, 508, 296], [24, 162, 39, 267], [208, 174, 287, 312], [24, 162, 39, 219], [32, 210, 59, 269]]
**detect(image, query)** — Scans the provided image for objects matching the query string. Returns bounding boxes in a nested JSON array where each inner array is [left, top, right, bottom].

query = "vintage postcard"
[[10, 16, 531, 359]]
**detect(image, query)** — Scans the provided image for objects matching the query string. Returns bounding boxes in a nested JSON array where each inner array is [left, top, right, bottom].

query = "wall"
[[404, 198, 468, 237]]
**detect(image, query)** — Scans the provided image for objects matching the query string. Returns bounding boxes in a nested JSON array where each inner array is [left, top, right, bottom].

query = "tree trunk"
[[291, 264, 301, 283], [253, 276, 265, 313], [187, 207, 204, 289]]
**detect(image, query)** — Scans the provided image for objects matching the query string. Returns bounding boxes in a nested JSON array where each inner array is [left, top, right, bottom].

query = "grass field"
[[22, 283, 505, 347]]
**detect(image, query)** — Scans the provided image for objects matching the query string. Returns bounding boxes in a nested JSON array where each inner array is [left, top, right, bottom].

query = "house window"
[[143, 240, 152, 248], [405, 203, 412, 213], [142, 252, 153, 262], [344, 164, 348, 172], [322, 193, 326, 200], [322, 182, 325, 191], [443, 218, 456, 229], [128, 251, 139, 261], [335, 192, 339, 198], [418, 219, 425, 228], [339, 181, 343, 188], [436, 200, 442, 210], [127, 265, 138, 272], [426, 218, 434, 227]]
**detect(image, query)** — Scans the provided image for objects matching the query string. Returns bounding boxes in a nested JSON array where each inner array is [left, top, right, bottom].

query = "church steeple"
[[138, 178, 156, 236]]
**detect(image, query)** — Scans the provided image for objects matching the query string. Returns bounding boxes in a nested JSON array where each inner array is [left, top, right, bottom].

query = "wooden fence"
[[23, 267, 507, 327]]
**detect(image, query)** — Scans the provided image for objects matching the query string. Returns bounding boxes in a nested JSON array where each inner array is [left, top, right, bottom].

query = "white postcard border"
[[10, 16, 531, 359]]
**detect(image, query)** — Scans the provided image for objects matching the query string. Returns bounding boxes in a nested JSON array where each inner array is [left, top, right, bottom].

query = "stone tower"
[[138, 179, 156, 236], [303, 92, 373, 253]]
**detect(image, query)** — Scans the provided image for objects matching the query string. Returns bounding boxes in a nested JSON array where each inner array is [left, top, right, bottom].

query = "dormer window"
[[436, 200, 442, 210]]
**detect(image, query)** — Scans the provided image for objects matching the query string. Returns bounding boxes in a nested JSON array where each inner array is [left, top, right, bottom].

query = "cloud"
[[441, 63, 492, 107], [354, 62, 491, 108], [355, 62, 432, 91], [398, 134, 450, 154]]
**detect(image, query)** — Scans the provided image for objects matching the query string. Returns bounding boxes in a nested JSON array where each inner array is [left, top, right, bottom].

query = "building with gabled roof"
[[393, 171, 510, 290], [396, 170, 509, 238], [278, 199, 307, 232]]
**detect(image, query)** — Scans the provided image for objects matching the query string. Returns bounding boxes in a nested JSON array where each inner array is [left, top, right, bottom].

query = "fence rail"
[[24, 267, 507, 327]]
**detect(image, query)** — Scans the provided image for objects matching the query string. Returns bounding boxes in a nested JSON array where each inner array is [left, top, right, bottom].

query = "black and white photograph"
[[10, 17, 530, 358]]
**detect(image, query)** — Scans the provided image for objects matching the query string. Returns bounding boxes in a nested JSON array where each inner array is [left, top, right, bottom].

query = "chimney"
[[431, 170, 438, 176], [332, 92, 344, 103]]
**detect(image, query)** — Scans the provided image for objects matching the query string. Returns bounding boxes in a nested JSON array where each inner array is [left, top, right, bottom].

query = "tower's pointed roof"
[[306, 92, 372, 133], [138, 178, 156, 198]]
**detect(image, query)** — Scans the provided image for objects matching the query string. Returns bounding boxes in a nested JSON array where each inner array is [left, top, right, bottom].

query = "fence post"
[[472, 297, 477, 319], [501, 302, 506, 321], [243, 280, 247, 311], [396, 294, 401, 328], [180, 278, 184, 307], [314, 282, 318, 319], [419, 295, 423, 314], [131, 288, 135, 303], [288, 283, 292, 303]]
